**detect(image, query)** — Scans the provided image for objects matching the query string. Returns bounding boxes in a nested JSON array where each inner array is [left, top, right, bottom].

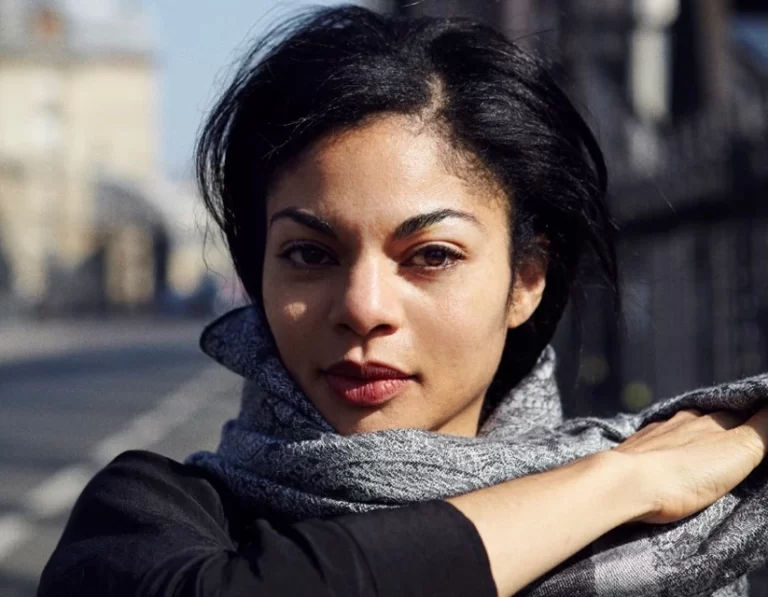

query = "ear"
[[506, 238, 548, 329]]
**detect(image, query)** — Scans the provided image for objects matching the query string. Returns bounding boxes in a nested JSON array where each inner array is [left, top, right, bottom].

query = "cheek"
[[268, 301, 306, 341], [262, 271, 318, 367], [265, 297, 318, 351], [263, 259, 319, 322], [416, 270, 511, 367], [282, 301, 309, 321]]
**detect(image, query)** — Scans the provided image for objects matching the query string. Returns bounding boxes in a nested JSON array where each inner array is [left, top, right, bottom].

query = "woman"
[[38, 6, 768, 597]]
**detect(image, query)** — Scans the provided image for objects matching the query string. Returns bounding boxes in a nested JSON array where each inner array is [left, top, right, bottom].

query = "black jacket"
[[37, 450, 496, 597]]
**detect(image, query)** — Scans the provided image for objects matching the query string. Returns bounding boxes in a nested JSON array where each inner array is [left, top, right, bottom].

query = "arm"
[[447, 451, 646, 597], [38, 449, 635, 597], [448, 405, 768, 597], [37, 450, 495, 597], [42, 402, 765, 597], [140, 498, 495, 597]]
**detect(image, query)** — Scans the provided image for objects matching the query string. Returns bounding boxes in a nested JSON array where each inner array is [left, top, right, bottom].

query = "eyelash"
[[277, 242, 466, 270]]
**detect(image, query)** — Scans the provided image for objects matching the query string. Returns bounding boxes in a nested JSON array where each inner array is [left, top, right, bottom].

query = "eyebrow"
[[392, 209, 483, 240], [268, 207, 482, 240], [269, 208, 337, 238]]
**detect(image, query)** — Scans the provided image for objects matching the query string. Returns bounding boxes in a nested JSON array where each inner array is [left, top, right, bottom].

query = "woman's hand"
[[613, 405, 768, 525], [445, 405, 768, 597]]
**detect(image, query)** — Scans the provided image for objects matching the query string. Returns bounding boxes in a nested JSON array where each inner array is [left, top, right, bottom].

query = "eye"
[[278, 242, 336, 267], [405, 245, 465, 269]]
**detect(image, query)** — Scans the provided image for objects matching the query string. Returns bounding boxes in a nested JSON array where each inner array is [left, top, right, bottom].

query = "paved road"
[[0, 318, 241, 597]]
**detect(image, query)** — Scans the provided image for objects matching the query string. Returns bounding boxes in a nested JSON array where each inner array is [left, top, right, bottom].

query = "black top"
[[37, 450, 496, 597]]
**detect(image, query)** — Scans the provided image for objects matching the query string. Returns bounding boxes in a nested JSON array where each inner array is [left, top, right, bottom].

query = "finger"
[[669, 408, 704, 421]]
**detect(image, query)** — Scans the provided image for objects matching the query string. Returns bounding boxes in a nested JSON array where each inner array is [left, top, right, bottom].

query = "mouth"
[[321, 361, 415, 406]]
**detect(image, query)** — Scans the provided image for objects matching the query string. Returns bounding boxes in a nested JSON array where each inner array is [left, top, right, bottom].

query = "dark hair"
[[197, 5, 618, 418]]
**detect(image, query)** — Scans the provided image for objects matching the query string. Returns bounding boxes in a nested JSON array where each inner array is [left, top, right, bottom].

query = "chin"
[[328, 408, 429, 436]]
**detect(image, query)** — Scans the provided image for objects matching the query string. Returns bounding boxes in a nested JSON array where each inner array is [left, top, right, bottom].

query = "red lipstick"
[[322, 361, 414, 406]]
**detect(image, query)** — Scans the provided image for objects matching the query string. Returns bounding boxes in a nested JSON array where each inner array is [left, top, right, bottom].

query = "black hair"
[[196, 5, 618, 420]]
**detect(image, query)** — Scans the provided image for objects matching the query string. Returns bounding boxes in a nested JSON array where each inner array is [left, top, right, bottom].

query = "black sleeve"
[[37, 450, 496, 597]]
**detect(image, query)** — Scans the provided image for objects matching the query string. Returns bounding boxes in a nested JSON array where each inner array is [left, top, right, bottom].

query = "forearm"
[[446, 451, 649, 597]]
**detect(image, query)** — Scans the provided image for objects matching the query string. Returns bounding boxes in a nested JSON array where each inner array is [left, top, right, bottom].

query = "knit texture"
[[187, 305, 768, 596]]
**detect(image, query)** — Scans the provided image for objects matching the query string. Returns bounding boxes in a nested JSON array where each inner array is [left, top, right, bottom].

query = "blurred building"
[[548, 0, 768, 418], [0, 0, 160, 314], [392, 0, 768, 417], [0, 0, 228, 317]]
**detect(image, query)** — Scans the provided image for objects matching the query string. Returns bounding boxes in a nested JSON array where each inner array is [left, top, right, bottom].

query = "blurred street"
[[0, 319, 241, 597]]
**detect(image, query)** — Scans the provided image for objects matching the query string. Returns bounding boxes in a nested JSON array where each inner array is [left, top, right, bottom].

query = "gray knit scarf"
[[186, 305, 768, 596]]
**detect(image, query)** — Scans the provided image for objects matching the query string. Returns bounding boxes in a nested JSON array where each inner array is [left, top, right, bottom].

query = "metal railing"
[[606, 45, 768, 224]]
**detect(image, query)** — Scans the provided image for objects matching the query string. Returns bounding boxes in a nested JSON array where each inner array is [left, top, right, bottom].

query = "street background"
[[0, 0, 766, 595]]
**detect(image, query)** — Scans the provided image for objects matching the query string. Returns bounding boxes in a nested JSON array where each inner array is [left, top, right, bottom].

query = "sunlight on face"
[[262, 115, 543, 436]]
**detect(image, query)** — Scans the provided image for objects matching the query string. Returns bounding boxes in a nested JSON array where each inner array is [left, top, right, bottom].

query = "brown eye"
[[422, 247, 450, 267], [279, 243, 336, 267], [297, 246, 328, 265], [407, 245, 465, 269]]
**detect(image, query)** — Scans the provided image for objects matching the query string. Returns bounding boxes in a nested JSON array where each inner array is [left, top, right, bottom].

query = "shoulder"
[[74, 450, 230, 528], [89, 448, 197, 483], [87, 449, 226, 505], [38, 450, 237, 597], [70, 449, 236, 542]]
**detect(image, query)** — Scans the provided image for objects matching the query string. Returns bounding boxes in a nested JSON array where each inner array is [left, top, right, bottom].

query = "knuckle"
[[672, 409, 703, 420]]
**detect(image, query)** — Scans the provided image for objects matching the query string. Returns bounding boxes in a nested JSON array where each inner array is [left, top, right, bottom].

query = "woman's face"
[[262, 115, 545, 436]]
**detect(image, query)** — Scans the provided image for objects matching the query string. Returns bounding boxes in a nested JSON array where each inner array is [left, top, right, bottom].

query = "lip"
[[322, 360, 415, 406]]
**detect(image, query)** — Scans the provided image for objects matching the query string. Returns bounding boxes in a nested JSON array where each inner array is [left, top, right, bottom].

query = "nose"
[[329, 256, 402, 339]]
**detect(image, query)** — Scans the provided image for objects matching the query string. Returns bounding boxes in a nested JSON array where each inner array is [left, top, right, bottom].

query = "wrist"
[[587, 450, 656, 525]]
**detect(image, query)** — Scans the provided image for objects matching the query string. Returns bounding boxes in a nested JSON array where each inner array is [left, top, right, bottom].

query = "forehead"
[[267, 115, 507, 225]]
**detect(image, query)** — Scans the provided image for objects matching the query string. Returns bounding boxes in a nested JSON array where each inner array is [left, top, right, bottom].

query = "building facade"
[[0, 0, 163, 314]]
